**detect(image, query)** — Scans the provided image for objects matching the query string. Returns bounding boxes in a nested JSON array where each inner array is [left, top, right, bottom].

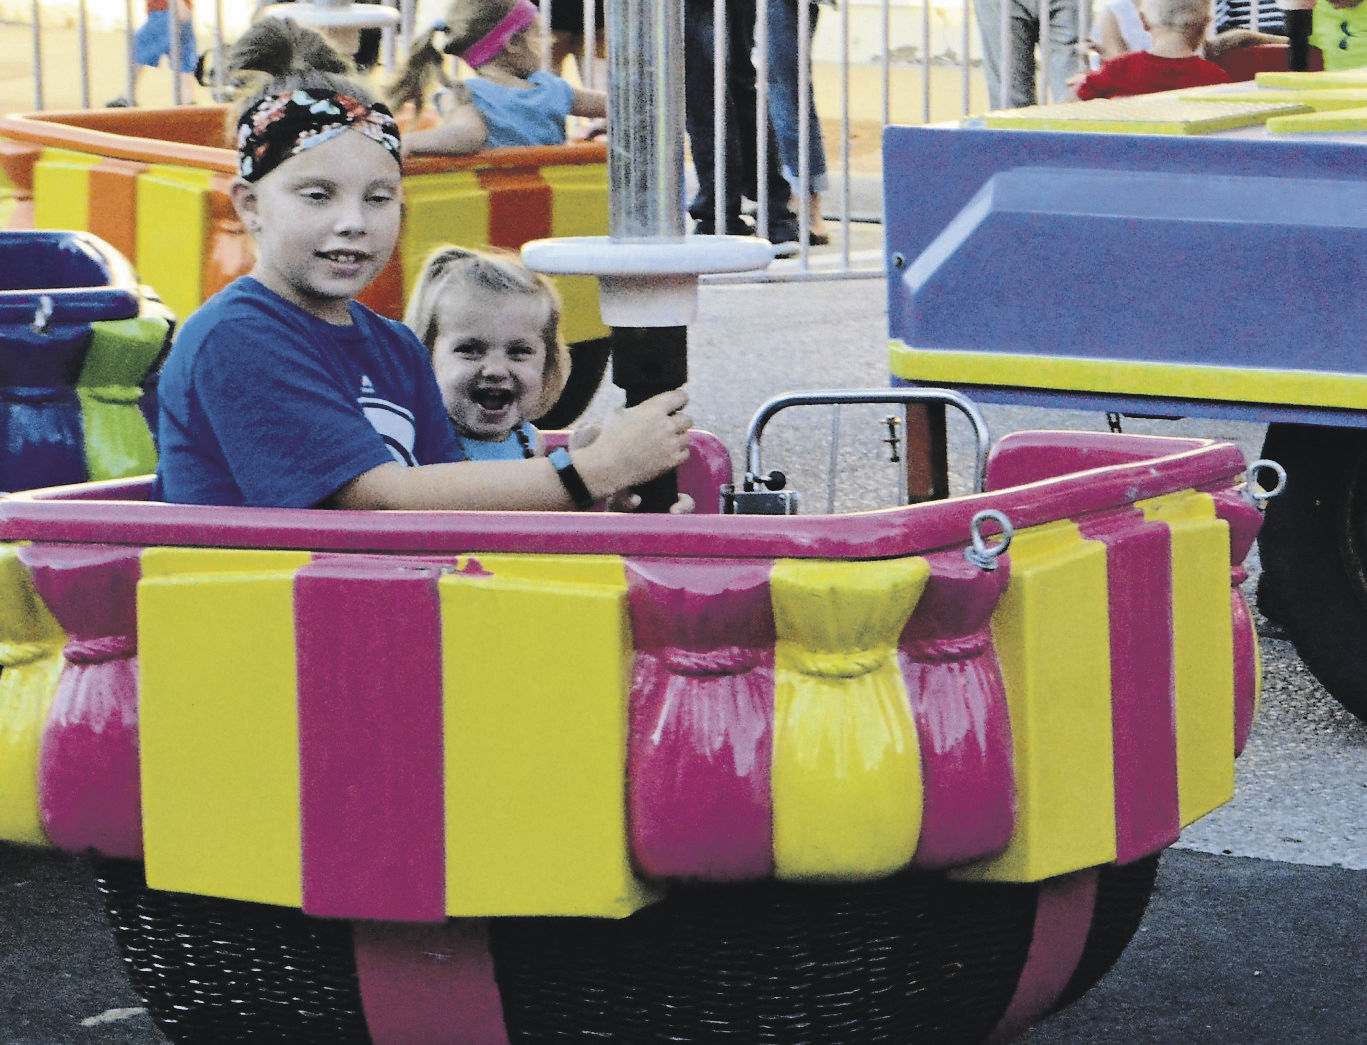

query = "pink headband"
[[460, 0, 539, 67]]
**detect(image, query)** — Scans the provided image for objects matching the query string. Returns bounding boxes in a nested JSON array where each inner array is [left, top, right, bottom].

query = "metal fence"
[[16, 0, 1115, 280]]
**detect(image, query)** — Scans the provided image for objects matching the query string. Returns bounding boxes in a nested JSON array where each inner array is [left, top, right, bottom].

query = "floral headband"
[[460, 0, 539, 68], [236, 89, 402, 183]]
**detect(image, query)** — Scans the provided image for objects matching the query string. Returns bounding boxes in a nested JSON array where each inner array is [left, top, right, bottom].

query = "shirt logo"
[[358, 392, 418, 466]]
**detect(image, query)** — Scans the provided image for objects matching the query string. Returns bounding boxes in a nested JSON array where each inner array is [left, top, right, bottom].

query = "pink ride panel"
[[296, 559, 447, 921]]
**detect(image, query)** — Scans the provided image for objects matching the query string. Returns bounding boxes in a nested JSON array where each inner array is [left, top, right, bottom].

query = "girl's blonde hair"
[[406, 246, 571, 420], [387, 0, 523, 113], [229, 17, 372, 124]]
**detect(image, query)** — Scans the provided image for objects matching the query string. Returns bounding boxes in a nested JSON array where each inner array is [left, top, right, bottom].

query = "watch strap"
[[548, 447, 595, 510]]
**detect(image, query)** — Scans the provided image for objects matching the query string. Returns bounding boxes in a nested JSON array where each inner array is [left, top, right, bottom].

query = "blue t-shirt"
[[155, 277, 463, 508], [466, 71, 575, 148], [456, 420, 538, 461]]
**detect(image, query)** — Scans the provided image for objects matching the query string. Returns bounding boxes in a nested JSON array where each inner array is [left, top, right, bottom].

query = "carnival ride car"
[[0, 105, 611, 427], [0, 226, 1269, 1038], [0, 230, 168, 494], [885, 74, 1367, 722]]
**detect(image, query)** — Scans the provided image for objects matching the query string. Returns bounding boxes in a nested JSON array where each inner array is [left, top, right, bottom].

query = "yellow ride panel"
[[134, 165, 213, 324], [32, 148, 99, 232], [1180, 87, 1367, 111], [1267, 105, 1367, 133], [541, 163, 610, 345], [958, 520, 1117, 882], [439, 560, 658, 917], [1256, 69, 1367, 89], [0, 544, 66, 846], [400, 171, 489, 304], [1139, 491, 1235, 824], [139, 548, 311, 906], [973, 95, 1308, 134], [770, 557, 929, 880]]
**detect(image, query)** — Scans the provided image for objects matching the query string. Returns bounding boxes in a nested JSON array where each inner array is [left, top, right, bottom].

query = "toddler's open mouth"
[[473, 388, 515, 411]]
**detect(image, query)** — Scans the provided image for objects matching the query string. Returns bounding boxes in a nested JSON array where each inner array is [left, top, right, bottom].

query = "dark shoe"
[[766, 218, 801, 259], [693, 215, 754, 237], [105, 96, 132, 108]]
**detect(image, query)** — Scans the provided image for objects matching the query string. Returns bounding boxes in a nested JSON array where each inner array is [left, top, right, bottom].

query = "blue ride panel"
[[883, 127, 1367, 425], [0, 325, 88, 493], [0, 231, 166, 493]]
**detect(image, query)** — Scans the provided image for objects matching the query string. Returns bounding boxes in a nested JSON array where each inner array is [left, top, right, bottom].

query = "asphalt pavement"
[[2, 250, 1365, 1044]]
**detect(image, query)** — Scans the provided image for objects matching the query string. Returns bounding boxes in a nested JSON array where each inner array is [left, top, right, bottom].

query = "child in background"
[[109, 0, 199, 106], [154, 18, 690, 511], [388, 0, 607, 157], [1071, 0, 1233, 99], [1089, 0, 1285, 65], [1309, 0, 1367, 70]]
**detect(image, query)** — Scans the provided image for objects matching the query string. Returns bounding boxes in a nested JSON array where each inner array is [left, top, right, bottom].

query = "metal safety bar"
[[740, 387, 991, 496]]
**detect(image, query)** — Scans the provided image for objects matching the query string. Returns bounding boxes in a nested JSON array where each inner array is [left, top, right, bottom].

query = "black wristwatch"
[[548, 447, 595, 510]]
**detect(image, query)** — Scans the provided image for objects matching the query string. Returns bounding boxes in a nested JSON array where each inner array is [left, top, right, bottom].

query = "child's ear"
[[229, 178, 260, 232]]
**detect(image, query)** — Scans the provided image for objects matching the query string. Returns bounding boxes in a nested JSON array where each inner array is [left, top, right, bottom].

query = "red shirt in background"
[[1075, 51, 1232, 100], [146, 0, 193, 12]]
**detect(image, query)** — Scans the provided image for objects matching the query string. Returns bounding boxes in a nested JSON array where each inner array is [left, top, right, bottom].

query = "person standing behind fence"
[[684, 0, 801, 256], [973, 0, 1082, 108], [109, 0, 199, 106], [767, 0, 829, 246]]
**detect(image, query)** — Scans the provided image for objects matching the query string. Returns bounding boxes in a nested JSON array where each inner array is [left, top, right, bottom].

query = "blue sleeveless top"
[[456, 421, 538, 461]]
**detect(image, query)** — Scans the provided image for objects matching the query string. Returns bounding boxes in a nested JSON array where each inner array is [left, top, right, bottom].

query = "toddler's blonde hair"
[[228, 17, 370, 126], [1142, 0, 1212, 38], [406, 246, 570, 421]]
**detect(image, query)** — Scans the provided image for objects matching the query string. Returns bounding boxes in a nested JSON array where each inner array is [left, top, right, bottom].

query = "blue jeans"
[[766, 0, 828, 195], [972, 0, 1080, 109], [684, 0, 794, 229]]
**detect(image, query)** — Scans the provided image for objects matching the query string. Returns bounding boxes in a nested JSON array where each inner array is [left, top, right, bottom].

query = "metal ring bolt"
[[1244, 459, 1287, 508], [964, 509, 1014, 571]]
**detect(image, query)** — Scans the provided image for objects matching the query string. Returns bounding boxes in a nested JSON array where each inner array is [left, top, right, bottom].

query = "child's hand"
[[572, 389, 692, 500], [568, 406, 696, 512]]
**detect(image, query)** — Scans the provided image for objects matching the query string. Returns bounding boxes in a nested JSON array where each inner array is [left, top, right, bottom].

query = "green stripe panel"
[[77, 313, 169, 480]]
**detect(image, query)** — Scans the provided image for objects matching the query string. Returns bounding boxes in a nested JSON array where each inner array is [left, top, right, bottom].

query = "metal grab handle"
[[31, 295, 54, 335], [1244, 458, 1287, 508], [741, 388, 992, 497]]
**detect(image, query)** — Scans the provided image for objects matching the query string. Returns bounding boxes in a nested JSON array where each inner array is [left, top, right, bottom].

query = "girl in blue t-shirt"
[[155, 18, 688, 510], [388, 0, 607, 157]]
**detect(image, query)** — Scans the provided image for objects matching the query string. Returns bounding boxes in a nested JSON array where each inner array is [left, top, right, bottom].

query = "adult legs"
[[766, 0, 828, 194], [1040, 0, 1082, 103], [683, 0, 747, 232], [973, 0, 1040, 109]]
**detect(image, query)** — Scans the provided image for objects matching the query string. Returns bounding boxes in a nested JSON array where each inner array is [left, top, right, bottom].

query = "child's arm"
[[570, 88, 607, 120], [329, 389, 691, 511], [1095, 11, 1133, 60], [1205, 28, 1286, 58], [402, 99, 489, 157]]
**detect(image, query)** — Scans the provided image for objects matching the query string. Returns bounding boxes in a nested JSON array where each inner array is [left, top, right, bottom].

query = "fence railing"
[[12, 0, 1131, 281]]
